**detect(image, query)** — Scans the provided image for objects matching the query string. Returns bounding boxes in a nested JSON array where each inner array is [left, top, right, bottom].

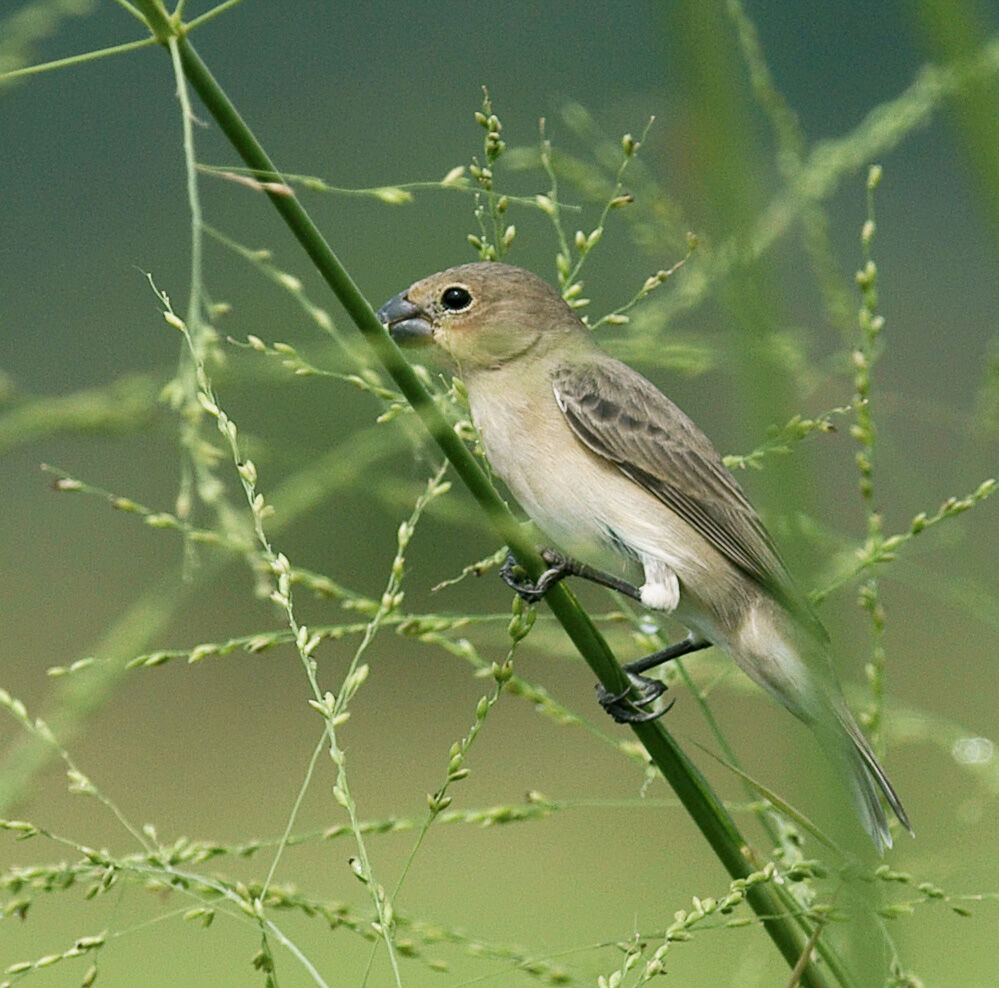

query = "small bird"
[[377, 261, 911, 852]]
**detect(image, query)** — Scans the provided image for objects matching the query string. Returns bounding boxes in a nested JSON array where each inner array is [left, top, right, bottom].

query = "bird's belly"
[[472, 394, 744, 626], [477, 409, 637, 566]]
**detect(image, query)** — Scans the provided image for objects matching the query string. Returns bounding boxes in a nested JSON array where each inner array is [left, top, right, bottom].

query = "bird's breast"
[[467, 376, 716, 584]]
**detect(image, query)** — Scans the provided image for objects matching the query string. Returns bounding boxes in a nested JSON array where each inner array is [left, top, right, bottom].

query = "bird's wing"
[[552, 358, 825, 637]]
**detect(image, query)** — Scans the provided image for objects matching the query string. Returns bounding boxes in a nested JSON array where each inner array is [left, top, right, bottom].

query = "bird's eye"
[[441, 286, 472, 311]]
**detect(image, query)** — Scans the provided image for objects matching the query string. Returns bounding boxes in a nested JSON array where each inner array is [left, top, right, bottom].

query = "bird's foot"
[[596, 671, 674, 724], [499, 549, 571, 604]]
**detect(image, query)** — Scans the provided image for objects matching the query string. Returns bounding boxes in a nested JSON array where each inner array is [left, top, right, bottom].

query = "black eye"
[[441, 286, 472, 311]]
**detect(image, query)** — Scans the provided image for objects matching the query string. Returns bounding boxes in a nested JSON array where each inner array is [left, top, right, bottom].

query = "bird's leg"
[[500, 548, 643, 604], [624, 635, 711, 676], [499, 550, 712, 723], [597, 635, 711, 724], [561, 554, 644, 602]]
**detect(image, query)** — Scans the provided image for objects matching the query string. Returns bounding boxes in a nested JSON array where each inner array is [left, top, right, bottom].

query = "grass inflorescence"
[[1, 2, 996, 987]]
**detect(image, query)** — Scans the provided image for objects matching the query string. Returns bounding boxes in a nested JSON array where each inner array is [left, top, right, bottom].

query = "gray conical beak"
[[377, 292, 433, 344]]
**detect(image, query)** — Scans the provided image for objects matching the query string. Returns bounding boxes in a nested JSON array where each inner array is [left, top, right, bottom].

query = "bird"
[[377, 260, 911, 853]]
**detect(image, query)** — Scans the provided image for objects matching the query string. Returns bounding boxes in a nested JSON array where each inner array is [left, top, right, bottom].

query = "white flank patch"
[[640, 560, 680, 611]]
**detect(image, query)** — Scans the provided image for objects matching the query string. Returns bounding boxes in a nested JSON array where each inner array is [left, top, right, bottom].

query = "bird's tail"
[[731, 606, 912, 853], [819, 693, 913, 854]]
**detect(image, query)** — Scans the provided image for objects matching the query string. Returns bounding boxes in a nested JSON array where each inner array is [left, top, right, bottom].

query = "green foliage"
[[1, 2, 996, 987]]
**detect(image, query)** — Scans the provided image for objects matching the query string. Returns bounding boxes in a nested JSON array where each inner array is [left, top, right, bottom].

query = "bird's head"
[[377, 262, 582, 372]]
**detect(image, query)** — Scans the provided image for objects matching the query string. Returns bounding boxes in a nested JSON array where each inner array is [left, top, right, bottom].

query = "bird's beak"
[[376, 292, 433, 345]]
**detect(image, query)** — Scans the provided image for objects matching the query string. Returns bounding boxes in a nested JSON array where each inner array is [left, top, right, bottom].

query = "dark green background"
[[1, 1, 996, 985]]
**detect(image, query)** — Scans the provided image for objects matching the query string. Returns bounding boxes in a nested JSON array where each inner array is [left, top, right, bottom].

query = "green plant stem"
[[130, 5, 842, 983]]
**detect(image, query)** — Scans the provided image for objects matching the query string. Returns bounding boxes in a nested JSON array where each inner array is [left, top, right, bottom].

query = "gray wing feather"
[[552, 359, 826, 638]]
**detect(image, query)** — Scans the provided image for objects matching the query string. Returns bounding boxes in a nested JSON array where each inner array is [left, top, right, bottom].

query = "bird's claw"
[[499, 550, 570, 604], [596, 671, 674, 724]]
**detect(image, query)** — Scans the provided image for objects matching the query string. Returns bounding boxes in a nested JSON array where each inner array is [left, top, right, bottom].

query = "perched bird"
[[377, 261, 911, 852]]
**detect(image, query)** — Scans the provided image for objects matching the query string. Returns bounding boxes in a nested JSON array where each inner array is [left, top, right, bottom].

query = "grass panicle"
[[1, 2, 996, 986]]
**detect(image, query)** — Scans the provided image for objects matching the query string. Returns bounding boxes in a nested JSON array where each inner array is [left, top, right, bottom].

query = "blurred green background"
[[1, 1, 996, 985]]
